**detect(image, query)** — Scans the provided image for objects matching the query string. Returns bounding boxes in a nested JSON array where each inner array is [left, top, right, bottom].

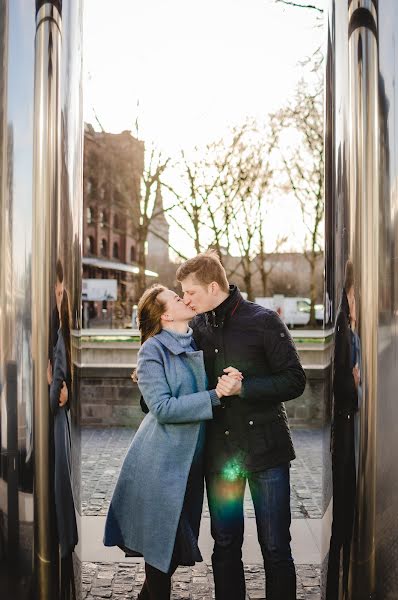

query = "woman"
[[49, 287, 78, 596], [104, 284, 241, 599]]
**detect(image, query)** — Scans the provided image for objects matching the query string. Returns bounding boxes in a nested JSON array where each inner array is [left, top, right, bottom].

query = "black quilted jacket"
[[191, 285, 306, 473]]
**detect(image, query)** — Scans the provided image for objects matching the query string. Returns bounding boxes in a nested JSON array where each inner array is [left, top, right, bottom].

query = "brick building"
[[83, 124, 157, 327]]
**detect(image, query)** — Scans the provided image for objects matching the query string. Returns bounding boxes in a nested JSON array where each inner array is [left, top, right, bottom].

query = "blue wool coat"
[[103, 329, 215, 573], [50, 329, 78, 558]]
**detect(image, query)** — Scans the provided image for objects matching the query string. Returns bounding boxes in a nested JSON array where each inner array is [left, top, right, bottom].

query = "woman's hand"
[[215, 386, 223, 399], [59, 382, 68, 407], [353, 364, 360, 389]]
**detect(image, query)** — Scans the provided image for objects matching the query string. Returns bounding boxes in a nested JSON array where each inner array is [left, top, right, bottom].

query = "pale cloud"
[[83, 0, 324, 151], [83, 0, 324, 254]]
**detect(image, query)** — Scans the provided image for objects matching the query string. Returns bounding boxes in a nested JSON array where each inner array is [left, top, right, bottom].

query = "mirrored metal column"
[[347, 2, 379, 597], [32, 2, 63, 597], [374, 1, 398, 598], [324, 1, 379, 598], [0, 2, 36, 597], [0, 1, 83, 597]]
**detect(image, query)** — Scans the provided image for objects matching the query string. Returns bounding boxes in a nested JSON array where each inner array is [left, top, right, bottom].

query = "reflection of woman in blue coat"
[[49, 288, 78, 592], [104, 285, 238, 599]]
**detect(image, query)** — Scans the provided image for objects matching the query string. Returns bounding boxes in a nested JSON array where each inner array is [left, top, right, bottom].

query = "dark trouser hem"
[[265, 562, 297, 600], [138, 560, 179, 600]]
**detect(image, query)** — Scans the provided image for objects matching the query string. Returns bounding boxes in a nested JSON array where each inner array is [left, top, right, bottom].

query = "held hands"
[[59, 381, 68, 407], [353, 364, 360, 389], [47, 360, 53, 385], [215, 366, 243, 398]]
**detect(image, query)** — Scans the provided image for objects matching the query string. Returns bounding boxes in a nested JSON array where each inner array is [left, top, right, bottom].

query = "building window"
[[86, 236, 95, 255], [100, 238, 107, 257], [114, 214, 119, 229], [113, 242, 119, 259], [100, 210, 108, 228], [87, 206, 94, 224], [130, 246, 136, 262]]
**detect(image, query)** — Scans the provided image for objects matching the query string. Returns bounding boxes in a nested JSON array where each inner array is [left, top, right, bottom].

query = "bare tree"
[[117, 118, 288, 302], [167, 119, 282, 299], [112, 142, 186, 299], [256, 225, 287, 296], [162, 149, 213, 256], [164, 127, 249, 263], [227, 121, 278, 300], [274, 0, 323, 14], [135, 148, 170, 296], [275, 72, 324, 325]]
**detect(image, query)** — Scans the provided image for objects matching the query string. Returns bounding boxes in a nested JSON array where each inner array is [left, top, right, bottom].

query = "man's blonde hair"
[[176, 250, 229, 293]]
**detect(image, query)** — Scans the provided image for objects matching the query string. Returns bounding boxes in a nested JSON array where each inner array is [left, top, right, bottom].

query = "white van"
[[254, 296, 323, 328]]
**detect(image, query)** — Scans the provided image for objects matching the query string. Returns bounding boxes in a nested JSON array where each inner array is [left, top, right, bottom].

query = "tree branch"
[[275, 0, 323, 13]]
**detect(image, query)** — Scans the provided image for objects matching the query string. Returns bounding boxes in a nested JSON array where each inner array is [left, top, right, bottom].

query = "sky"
[[83, 0, 325, 255]]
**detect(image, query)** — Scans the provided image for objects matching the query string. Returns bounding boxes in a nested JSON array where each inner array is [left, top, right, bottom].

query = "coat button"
[[224, 430, 230, 435], [249, 420, 254, 426], [215, 348, 219, 353]]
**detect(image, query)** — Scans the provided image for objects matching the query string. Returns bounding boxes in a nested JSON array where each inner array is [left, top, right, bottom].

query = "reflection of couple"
[[326, 260, 361, 599], [47, 259, 78, 593], [104, 250, 306, 600]]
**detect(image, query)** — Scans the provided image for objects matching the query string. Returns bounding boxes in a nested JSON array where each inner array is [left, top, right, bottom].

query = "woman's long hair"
[[131, 284, 167, 382], [60, 288, 72, 386]]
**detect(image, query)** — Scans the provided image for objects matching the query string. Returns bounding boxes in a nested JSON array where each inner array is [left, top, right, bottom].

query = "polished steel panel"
[[348, 0, 377, 24], [1, 1, 83, 596], [325, 0, 398, 597], [374, 3, 398, 598], [32, 2, 63, 596], [0, 2, 36, 596], [58, 0, 84, 552], [347, 10, 379, 597]]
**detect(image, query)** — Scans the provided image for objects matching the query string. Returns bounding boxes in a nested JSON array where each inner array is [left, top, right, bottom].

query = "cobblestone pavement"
[[81, 427, 322, 519], [81, 561, 321, 600]]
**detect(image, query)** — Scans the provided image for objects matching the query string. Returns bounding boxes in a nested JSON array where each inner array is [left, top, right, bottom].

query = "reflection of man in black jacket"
[[177, 250, 306, 600], [326, 260, 359, 599]]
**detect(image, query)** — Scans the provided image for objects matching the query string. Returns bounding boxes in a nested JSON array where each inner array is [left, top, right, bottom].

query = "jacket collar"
[[339, 287, 351, 325], [204, 285, 243, 328], [154, 328, 193, 355]]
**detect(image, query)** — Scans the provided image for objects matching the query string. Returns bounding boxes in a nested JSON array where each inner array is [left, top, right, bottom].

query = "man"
[[176, 250, 306, 600], [326, 260, 359, 599]]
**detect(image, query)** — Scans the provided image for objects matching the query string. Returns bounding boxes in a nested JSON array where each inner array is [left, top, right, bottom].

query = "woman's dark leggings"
[[138, 559, 179, 600]]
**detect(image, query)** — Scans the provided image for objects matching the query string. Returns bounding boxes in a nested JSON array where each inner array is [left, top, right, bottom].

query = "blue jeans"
[[206, 464, 296, 600]]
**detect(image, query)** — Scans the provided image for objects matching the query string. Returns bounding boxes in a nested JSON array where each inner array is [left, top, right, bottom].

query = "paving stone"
[[80, 428, 322, 598], [90, 588, 112, 598], [81, 562, 320, 599], [81, 428, 322, 519]]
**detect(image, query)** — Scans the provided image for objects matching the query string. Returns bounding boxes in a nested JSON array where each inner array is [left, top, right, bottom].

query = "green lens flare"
[[221, 457, 247, 482]]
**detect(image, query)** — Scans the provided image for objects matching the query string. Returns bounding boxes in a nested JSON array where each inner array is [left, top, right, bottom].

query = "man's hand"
[[222, 366, 243, 381], [216, 373, 243, 397], [47, 360, 53, 385], [59, 381, 68, 407]]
